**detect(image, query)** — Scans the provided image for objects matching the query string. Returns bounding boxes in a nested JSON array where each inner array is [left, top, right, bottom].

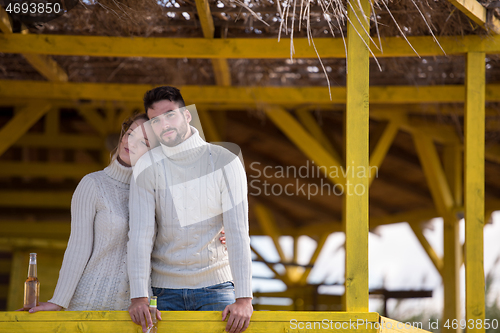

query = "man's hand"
[[16, 302, 62, 312], [222, 297, 253, 333], [129, 297, 152, 333]]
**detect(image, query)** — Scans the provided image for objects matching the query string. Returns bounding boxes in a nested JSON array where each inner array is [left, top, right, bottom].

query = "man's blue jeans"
[[152, 281, 236, 311]]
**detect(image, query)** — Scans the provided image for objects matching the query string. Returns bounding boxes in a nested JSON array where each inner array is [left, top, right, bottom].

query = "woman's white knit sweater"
[[49, 159, 133, 310]]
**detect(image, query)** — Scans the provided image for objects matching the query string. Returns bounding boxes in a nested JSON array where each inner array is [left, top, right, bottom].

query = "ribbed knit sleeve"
[[127, 164, 156, 299], [221, 156, 253, 299], [49, 175, 97, 308]]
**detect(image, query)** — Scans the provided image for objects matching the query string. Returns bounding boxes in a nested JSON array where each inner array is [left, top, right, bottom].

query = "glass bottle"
[[23, 253, 40, 309], [149, 296, 158, 333]]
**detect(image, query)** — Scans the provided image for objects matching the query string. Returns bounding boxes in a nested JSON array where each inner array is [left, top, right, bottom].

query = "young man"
[[127, 86, 252, 333]]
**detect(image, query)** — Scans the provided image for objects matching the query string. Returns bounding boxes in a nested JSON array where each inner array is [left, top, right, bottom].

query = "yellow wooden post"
[[344, 0, 370, 312], [442, 144, 462, 333], [464, 52, 486, 333]]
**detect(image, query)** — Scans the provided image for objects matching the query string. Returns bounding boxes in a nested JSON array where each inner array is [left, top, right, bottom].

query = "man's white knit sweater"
[[128, 127, 252, 299], [50, 159, 133, 310]]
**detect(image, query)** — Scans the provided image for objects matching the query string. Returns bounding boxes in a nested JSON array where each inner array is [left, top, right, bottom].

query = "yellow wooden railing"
[[0, 311, 432, 332]]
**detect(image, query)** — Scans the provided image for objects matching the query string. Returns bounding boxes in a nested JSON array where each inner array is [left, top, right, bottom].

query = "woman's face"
[[118, 118, 150, 167]]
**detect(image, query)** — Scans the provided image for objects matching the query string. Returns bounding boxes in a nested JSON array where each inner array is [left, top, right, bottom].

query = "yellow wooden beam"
[[0, 162, 101, 178], [211, 59, 232, 86], [447, 0, 500, 34], [198, 109, 222, 142], [264, 106, 345, 186], [0, 221, 70, 240], [442, 144, 462, 333], [3, 80, 500, 104], [464, 52, 486, 333], [368, 119, 402, 185], [21, 53, 69, 82], [194, 0, 215, 38], [0, 7, 68, 82], [254, 204, 288, 263], [4, 33, 500, 58], [298, 234, 329, 285], [447, 0, 486, 26], [413, 133, 456, 221], [344, 0, 370, 313], [78, 107, 108, 136], [0, 311, 382, 332], [0, 191, 72, 208], [295, 109, 343, 165], [0, 5, 12, 33], [44, 109, 59, 136], [0, 103, 52, 157], [14, 133, 103, 149], [409, 223, 443, 276], [380, 316, 433, 333], [250, 244, 290, 285]]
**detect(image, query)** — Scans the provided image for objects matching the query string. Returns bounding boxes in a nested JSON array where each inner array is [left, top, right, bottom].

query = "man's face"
[[148, 100, 192, 147]]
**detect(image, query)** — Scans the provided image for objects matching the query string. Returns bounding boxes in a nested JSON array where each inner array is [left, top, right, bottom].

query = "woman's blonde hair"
[[110, 112, 150, 164]]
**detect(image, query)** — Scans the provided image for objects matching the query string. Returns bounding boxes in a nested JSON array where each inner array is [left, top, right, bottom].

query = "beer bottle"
[[149, 296, 158, 333], [23, 253, 40, 309]]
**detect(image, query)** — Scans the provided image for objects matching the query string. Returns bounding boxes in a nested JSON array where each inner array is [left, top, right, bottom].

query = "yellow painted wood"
[[409, 223, 443, 276], [0, 239, 67, 253], [250, 244, 289, 284], [0, 6, 12, 33], [254, 204, 288, 263], [21, 54, 69, 82], [44, 109, 59, 136], [198, 109, 222, 142], [380, 316, 432, 333], [7, 252, 24, 311], [78, 107, 108, 136], [0, 162, 101, 178], [0, 8, 68, 82], [296, 109, 343, 165], [413, 133, 456, 222], [0, 311, 381, 333], [298, 233, 328, 285], [442, 145, 462, 333], [0, 222, 70, 240], [3, 80, 500, 104], [0, 258, 11, 274], [0, 103, 52, 157], [464, 52, 486, 333], [447, 0, 486, 27], [194, 0, 215, 38], [368, 119, 401, 185], [265, 106, 345, 185], [0, 191, 72, 208], [4, 33, 500, 58], [344, 0, 370, 313], [211, 58, 232, 86], [14, 134, 103, 149]]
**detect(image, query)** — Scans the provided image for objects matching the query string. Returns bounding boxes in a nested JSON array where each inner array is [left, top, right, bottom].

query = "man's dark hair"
[[143, 86, 186, 116]]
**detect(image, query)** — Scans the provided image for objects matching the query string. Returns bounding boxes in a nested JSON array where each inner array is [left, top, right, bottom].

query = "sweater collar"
[[104, 158, 133, 184], [161, 126, 208, 162]]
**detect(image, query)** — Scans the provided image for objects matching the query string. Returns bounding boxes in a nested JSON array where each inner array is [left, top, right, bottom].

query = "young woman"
[[26, 113, 225, 312]]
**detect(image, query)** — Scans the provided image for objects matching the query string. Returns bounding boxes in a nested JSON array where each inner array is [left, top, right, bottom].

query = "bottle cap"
[[150, 296, 157, 307]]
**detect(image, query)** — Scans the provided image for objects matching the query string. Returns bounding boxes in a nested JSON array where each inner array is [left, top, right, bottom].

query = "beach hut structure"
[[0, 0, 499, 331]]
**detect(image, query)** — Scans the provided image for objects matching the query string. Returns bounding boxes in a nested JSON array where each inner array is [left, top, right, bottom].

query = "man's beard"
[[159, 123, 188, 147]]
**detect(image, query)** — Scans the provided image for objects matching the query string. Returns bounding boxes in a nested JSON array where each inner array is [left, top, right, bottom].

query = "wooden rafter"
[[194, 0, 231, 86], [3, 33, 500, 59], [447, 0, 500, 34], [2, 80, 500, 104], [0, 103, 52, 156], [0, 7, 68, 82]]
